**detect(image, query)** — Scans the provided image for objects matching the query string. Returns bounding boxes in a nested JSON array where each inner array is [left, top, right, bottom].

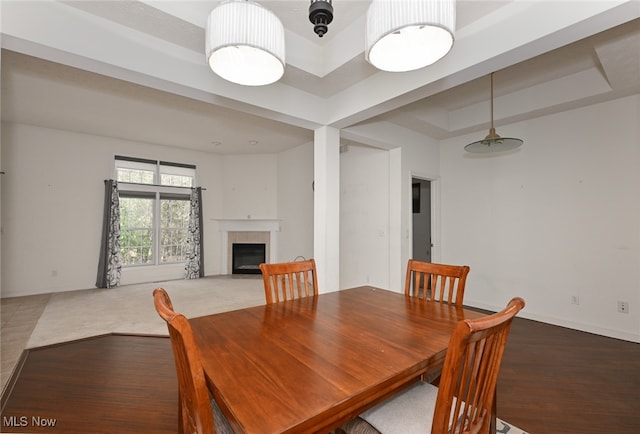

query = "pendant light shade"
[[206, 0, 285, 86], [465, 73, 523, 153], [366, 0, 456, 72]]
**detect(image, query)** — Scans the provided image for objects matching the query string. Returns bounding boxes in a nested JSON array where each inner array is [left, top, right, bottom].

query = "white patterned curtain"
[[185, 187, 204, 279], [96, 179, 122, 288]]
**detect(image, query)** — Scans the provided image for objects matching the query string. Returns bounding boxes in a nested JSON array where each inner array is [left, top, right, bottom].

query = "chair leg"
[[490, 389, 497, 434], [177, 389, 185, 434]]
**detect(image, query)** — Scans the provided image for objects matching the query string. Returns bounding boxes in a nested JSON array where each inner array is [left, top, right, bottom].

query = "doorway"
[[411, 178, 432, 263]]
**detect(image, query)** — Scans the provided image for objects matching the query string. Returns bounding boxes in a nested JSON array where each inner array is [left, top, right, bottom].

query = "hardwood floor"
[[1, 319, 639, 433], [1, 335, 178, 434], [498, 317, 640, 433]]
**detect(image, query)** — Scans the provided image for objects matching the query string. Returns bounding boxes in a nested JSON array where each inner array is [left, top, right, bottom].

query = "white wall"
[[277, 142, 314, 262], [0, 47, 3, 294], [220, 154, 278, 219], [1, 123, 314, 297], [340, 144, 391, 289], [440, 95, 640, 342]]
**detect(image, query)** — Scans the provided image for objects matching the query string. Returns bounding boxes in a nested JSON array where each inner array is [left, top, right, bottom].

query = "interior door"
[[412, 178, 431, 262]]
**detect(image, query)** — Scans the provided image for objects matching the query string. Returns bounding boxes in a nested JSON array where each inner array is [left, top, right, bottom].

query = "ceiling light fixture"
[[366, 0, 456, 72], [206, 0, 285, 86], [309, 0, 334, 37], [465, 72, 524, 153]]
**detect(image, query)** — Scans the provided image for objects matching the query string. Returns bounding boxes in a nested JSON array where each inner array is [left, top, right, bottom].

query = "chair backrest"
[[405, 259, 470, 306], [259, 258, 318, 304], [153, 288, 215, 434], [432, 297, 525, 434]]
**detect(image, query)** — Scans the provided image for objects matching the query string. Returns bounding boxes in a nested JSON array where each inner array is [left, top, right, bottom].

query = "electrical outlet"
[[617, 301, 629, 313], [570, 295, 579, 305]]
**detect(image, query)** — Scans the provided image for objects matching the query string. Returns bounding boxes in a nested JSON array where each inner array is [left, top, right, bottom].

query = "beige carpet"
[[27, 275, 265, 349]]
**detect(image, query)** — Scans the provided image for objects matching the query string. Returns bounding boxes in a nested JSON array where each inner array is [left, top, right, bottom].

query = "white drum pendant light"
[[366, 0, 456, 72], [206, 0, 285, 86]]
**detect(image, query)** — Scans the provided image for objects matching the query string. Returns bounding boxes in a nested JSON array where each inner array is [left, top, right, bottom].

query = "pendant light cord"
[[490, 72, 494, 131]]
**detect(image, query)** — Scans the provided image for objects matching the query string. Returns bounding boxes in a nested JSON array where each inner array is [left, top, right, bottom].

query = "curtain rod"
[[117, 181, 206, 190]]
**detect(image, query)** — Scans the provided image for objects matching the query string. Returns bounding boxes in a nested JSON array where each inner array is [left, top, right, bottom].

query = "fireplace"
[[216, 219, 279, 274], [232, 243, 266, 274]]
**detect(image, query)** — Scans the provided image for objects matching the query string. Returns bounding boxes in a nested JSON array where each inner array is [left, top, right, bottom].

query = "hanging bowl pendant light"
[[465, 72, 524, 153], [206, 0, 285, 86], [366, 0, 456, 72]]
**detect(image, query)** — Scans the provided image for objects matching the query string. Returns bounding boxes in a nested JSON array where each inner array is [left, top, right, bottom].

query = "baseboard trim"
[[466, 300, 640, 344]]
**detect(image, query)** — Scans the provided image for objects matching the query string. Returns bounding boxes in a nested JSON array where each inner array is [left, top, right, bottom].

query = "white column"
[[389, 147, 403, 291], [313, 126, 340, 293]]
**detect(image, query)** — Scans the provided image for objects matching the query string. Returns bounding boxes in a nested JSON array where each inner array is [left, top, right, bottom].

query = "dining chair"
[[259, 258, 318, 304], [338, 297, 525, 434], [405, 259, 470, 307], [153, 288, 234, 434]]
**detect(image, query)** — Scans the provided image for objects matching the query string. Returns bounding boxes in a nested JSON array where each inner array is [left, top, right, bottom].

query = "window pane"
[[119, 197, 154, 266], [117, 168, 155, 185], [160, 173, 193, 187], [160, 163, 195, 187], [160, 199, 190, 263]]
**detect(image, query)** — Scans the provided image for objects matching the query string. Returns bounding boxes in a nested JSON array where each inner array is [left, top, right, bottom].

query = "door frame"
[[410, 174, 440, 264]]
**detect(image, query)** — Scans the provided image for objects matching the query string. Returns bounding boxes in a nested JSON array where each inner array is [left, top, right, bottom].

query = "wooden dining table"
[[189, 286, 486, 433]]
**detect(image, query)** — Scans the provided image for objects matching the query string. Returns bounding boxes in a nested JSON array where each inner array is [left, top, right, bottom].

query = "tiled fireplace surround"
[[217, 219, 280, 274]]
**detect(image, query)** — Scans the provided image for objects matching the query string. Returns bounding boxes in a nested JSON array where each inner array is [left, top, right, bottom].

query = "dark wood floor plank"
[[498, 317, 640, 433], [2, 320, 639, 433], [1, 334, 178, 434]]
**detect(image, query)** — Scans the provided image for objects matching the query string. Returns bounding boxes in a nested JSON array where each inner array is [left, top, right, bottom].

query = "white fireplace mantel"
[[215, 218, 281, 233], [214, 219, 280, 274]]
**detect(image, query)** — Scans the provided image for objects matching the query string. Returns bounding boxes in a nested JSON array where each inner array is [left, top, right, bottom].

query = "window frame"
[[115, 157, 196, 267]]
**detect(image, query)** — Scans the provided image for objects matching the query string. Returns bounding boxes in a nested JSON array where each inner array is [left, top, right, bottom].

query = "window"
[[115, 156, 196, 267], [119, 194, 154, 265], [159, 195, 191, 263]]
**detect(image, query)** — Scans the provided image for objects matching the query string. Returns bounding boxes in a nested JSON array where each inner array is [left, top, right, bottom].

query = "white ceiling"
[[1, 1, 639, 154]]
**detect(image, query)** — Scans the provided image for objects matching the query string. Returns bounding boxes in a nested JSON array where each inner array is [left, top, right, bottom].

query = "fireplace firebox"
[[232, 243, 266, 275]]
